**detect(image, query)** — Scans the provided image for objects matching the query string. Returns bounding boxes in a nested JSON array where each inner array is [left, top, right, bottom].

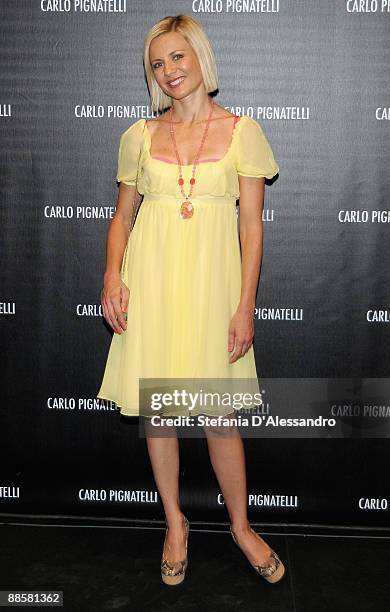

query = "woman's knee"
[[202, 413, 238, 437]]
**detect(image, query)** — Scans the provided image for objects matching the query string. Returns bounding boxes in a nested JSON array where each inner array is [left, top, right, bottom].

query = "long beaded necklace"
[[169, 97, 214, 219]]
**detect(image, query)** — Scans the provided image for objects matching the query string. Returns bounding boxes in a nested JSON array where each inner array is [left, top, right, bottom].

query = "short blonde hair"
[[143, 14, 219, 114]]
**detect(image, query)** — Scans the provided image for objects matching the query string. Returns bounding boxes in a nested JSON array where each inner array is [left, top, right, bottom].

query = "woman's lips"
[[167, 76, 185, 88]]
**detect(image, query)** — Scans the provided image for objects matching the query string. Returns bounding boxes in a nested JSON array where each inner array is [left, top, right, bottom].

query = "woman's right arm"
[[101, 182, 138, 334]]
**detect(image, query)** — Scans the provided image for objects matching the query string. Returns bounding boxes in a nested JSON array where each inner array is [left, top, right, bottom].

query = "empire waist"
[[142, 194, 238, 207]]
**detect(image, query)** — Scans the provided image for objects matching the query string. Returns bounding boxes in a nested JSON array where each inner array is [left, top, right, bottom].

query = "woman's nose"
[[164, 62, 177, 77]]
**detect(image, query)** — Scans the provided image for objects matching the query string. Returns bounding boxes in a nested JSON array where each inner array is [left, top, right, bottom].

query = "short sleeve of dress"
[[116, 118, 145, 185], [235, 116, 279, 180]]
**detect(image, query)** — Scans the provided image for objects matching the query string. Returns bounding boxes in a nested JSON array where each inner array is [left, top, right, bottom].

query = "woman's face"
[[149, 31, 204, 101]]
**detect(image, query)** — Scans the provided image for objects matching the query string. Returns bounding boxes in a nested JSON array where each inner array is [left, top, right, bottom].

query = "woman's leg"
[[202, 413, 273, 565], [143, 418, 187, 562]]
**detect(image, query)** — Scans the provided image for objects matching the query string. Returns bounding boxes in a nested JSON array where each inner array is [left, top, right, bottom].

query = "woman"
[[97, 14, 284, 585]]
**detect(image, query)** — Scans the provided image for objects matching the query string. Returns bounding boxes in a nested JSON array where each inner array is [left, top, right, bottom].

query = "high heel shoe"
[[230, 526, 285, 584], [161, 514, 189, 586]]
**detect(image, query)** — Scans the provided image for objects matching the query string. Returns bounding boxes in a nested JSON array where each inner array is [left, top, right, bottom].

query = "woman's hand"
[[228, 307, 255, 363], [100, 271, 129, 334]]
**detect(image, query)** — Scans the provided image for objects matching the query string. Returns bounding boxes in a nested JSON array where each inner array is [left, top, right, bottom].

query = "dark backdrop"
[[1, 1, 389, 527]]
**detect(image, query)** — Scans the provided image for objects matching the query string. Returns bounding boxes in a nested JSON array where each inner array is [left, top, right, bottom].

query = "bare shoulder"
[[211, 103, 236, 120], [147, 111, 169, 123], [145, 111, 170, 136], [146, 115, 161, 137]]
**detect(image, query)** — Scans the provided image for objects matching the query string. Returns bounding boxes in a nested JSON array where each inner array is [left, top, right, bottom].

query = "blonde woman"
[[97, 14, 284, 585]]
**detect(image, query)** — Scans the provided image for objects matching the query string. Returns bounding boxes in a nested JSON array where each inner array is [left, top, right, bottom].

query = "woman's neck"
[[170, 93, 213, 125]]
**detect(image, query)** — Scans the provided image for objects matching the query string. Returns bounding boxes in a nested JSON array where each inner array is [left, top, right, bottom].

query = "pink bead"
[[178, 178, 184, 185]]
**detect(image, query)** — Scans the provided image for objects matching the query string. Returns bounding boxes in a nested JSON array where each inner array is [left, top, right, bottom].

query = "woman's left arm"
[[228, 175, 265, 363]]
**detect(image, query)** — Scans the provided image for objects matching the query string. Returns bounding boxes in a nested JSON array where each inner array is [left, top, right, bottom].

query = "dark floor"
[[1, 519, 390, 612]]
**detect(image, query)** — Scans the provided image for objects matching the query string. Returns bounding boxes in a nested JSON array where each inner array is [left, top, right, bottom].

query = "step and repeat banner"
[[1, 1, 389, 527]]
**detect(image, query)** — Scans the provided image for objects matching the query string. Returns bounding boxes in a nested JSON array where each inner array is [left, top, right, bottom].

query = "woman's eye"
[[152, 54, 182, 70]]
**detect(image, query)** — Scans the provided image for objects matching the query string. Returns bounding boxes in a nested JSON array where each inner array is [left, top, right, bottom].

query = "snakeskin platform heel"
[[230, 526, 285, 584], [161, 514, 189, 586]]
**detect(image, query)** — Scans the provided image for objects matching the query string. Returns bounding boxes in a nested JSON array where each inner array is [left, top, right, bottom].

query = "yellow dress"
[[96, 114, 279, 418]]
